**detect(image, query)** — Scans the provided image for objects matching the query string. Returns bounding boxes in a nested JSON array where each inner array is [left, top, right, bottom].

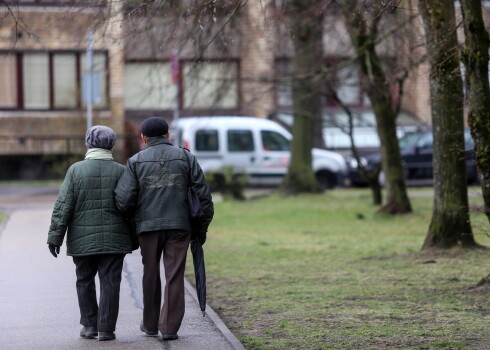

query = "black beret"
[[140, 117, 169, 137]]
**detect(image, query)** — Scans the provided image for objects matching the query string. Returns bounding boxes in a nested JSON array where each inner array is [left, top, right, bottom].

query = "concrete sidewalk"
[[0, 202, 244, 349]]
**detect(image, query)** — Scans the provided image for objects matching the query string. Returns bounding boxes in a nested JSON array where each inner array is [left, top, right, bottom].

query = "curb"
[[184, 278, 246, 350]]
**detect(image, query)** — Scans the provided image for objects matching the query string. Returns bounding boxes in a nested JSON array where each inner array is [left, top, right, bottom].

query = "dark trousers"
[[72, 254, 125, 332], [138, 229, 191, 334]]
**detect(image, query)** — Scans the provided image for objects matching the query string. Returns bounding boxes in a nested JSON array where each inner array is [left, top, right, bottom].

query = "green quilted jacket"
[[47, 150, 133, 256]]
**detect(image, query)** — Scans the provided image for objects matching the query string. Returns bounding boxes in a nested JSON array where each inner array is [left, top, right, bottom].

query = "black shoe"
[[80, 326, 98, 339], [161, 333, 178, 341], [98, 331, 116, 341], [140, 322, 158, 336]]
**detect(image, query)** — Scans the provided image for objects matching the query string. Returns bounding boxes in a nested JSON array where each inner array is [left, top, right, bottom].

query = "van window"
[[196, 129, 219, 151], [261, 130, 290, 151], [227, 130, 254, 152]]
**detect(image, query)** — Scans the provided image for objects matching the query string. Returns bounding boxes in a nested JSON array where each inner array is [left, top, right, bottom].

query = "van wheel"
[[316, 170, 336, 190]]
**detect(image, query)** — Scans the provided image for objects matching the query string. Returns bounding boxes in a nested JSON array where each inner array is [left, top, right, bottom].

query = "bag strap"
[[181, 147, 193, 186]]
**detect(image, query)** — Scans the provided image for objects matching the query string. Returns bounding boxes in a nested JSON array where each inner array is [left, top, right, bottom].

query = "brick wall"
[[0, 4, 126, 155]]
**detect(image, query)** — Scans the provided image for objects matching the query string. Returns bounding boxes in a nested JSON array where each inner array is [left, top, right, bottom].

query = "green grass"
[[0, 212, 4, 226], [195, 187, 490, 350]]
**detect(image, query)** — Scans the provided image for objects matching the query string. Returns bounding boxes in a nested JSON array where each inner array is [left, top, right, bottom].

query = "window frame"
[[195, 129, 220, 152], [261, 130, 290, 151], [181, 58, 241, 110], [0, 50, 110, 111], [274, 57, 369, 109], [124, 59, 175, 111], [227, 129, 255, 152]]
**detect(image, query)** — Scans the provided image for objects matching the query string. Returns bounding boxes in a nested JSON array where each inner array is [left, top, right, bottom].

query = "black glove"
[[48, 244, 60, 258], [195, 232, 207, 245]]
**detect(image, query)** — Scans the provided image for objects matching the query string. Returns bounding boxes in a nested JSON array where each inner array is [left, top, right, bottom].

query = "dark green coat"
[[47, 158, 133, 256], [115, 137, 214, 235]]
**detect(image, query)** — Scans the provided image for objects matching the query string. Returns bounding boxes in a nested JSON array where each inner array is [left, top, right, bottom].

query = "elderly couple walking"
[[46, 117, 214, 342]]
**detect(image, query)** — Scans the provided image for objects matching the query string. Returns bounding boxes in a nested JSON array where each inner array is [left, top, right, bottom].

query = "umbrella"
[[191, 239, 206, 317]]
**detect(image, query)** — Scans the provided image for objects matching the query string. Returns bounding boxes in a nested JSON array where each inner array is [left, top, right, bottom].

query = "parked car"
[[347, 129, 479, 186], [170, 116, 348, 189]]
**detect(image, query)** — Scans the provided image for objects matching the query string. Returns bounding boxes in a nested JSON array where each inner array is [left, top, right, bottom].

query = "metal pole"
[[171, 50, 180, 146], [174, 80, 180, 145], [86, 28, 94, 130]]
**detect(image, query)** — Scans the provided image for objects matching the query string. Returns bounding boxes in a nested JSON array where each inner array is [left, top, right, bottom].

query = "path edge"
[[183, 278, 246, 350]]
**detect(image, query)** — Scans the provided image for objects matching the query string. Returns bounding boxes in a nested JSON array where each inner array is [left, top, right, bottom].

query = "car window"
[[416, 133, 433, 149], [227, 129, 254, 152], [261, 130, 290, 151], [464, 130, 474, 149], [195, 129, 219, 151], [398, 132, 421, 149]]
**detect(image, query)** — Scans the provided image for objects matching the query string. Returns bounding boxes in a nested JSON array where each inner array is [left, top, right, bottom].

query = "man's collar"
[[146, 136, 172, 147]]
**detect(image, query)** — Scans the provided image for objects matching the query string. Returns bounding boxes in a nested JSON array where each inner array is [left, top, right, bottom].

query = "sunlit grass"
[[194, 187, 490, 350]]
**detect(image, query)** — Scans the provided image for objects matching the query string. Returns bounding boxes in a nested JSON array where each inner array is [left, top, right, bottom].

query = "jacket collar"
[[85, 148, 114, 160], [146, 136, 173, 148]]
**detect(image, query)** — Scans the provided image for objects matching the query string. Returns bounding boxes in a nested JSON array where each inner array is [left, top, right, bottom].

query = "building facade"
[[0, 0, 482, 179]]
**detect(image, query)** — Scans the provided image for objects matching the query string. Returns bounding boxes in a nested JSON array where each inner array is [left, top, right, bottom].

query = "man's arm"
[[115, 160, 139, 214]]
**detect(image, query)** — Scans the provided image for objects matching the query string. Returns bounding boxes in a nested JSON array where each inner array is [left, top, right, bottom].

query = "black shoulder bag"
[[182, 149, 205, 222]]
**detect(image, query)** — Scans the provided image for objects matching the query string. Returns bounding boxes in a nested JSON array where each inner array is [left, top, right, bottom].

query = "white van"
[[170, 116, 348, 189]]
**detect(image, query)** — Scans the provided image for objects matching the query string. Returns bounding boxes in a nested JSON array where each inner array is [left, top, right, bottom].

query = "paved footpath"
[[0, 189, 245, 350]]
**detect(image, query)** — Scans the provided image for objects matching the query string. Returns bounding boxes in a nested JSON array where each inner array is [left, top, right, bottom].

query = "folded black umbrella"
[[191, 239, 206, 317]]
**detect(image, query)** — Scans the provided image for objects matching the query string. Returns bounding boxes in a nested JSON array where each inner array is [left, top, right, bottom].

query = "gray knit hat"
[[85, 125, 117, 150]]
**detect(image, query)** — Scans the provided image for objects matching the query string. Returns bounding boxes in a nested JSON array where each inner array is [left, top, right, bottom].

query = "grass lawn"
[[0, 212, 4, 226], [197, 187, 490, 350]]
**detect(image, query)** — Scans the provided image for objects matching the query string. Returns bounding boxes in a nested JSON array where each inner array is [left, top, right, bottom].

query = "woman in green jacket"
[[47, 125, 134, 341]]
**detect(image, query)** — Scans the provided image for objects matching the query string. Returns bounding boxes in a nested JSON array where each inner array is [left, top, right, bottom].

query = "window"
[[275, 59, 368, 108], [54, 54, 77, 108], [416, 134, 433, 149], [23, 54, 49, 109], [0, 55, 18, 108], [336, 65, 361, 105], [195, 129, 219, 151], [80, 53, 108, 108], [0, 51, 108, 110], [183, 61, 238, 109], [227, 130, 254, 152], [124, 62, 174, 110], [275, 59, 293, 108], [261, 130, 290, 151]]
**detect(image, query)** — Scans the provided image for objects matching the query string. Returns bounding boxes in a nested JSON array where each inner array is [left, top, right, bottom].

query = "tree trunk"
[[281, 0, 323, 194], [340, 0, 412, 214], [419, 0, 477, 249], [460, 0, 490, 224]]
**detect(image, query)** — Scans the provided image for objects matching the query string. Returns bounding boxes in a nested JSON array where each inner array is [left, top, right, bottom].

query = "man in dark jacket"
[[115, 117, 214, 341], [47, 125, 134, 341]]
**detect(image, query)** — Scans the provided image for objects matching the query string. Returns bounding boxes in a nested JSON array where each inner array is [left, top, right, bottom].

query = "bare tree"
[[280, 0, 324, 194], [326, 82, 383, 204], [418, 0, 478, 249], [338, 0, 412, 214], [459, 0, 490, 224]]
